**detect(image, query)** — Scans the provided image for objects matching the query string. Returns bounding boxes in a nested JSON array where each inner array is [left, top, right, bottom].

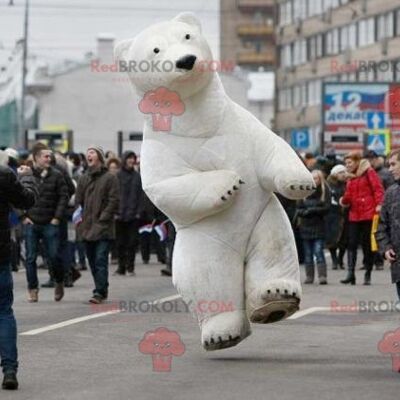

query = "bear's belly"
[[182, 183, 271, 253]]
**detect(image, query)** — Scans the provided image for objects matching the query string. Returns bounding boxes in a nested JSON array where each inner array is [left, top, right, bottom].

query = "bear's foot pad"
[[249, 297, 299, 324], [203, 334, 243, 351]]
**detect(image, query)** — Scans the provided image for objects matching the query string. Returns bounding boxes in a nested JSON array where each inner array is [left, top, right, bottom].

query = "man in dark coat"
[[22, 144, 69, 303], [114, 151, 143, 276], [376, 149, 400, 300], [0, 163, 37, 390], [75, 146, 119, 304]]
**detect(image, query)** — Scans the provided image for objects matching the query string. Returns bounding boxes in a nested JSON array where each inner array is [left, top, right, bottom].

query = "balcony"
[[237, 51, 275, 66], [237, 24, 274, 37], [237, 0, 275, 12]]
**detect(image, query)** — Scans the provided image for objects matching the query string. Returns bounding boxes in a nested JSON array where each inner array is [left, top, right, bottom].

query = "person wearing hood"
[[296, 169, 331, 285], [340, 152, 384, 285], [114, 151, 143, 276], [75, 146, 119, 304], [376, 149, 400, 300]]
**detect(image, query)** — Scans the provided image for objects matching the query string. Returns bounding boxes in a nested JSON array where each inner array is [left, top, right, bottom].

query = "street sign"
[[367, 129, 391, 155], [291, 128, 310, 149], [367, 112, 385, 129]]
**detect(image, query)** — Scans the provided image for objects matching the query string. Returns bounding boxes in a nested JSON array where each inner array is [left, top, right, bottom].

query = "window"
[[308, 34, 323, 60], [377, 12, 394, 40], [340, 24, 357, 51], [358, 17, 375, 47], [285, 1, 293, 25], [325, 28, 339, 55], [307, 79, 322, 105], [293, 39, 307, 65], [396, 9, 400, 36], [281, 44, 292, 67], [376, 65, 394, 82], [309, 0, 323, 16], [293, 0, 308, 20]]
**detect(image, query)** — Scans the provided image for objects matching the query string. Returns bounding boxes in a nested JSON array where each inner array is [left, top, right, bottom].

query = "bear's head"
[[114, 12, 214, 100]]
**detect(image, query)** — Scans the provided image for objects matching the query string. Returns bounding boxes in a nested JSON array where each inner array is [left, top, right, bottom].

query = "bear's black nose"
[[176, 55, 197, 71]]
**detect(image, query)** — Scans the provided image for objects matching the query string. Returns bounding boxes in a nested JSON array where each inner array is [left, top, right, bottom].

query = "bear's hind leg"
[[245, 195, 302, 324], [173, 229, 251, 351]]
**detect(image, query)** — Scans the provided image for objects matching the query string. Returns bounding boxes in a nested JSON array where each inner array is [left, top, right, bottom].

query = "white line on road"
[[288, 307, 331, 320], [18, 293, 332, 336], [19, 310, 121, 336], [19, 294, 182, 336]]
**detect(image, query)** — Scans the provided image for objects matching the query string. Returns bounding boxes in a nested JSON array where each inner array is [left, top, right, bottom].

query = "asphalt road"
[[3, 257, 400, 400]]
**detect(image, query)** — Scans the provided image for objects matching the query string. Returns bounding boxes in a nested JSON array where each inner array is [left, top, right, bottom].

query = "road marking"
[[288, 307, 331, 320], [19, 295, 182, 336], [151, 294, 181, 305], [20, 310, 121, 336]]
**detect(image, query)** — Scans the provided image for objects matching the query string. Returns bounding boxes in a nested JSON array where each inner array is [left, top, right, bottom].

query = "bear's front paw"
[[217, 178, 244, 205], [281, 181, 315, 200]]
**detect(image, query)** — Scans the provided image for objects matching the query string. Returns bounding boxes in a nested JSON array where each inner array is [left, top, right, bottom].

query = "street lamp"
[[20, 0, 29, 147]]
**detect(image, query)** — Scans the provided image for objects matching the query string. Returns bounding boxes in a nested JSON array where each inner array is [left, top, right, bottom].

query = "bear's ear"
[[114, 38, 134, 62], [173, 12, 202, 32]]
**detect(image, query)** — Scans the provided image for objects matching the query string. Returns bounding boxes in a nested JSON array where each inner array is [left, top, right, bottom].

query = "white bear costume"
[[115, 13, 314, 351]]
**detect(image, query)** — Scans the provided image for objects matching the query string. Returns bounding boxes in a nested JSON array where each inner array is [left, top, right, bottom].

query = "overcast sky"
[[0, 0, 220, 64]]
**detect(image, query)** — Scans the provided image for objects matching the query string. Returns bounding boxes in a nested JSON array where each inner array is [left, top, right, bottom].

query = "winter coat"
[[376, 181, 400, 284], [75, 166, 119, 241], [341, 160, 384, 222], [117, 152, 143, 222], [296, 184, 331, 240], [24, 166, 69, 225], [0, 167, 37, 264], [375, 166, 395, 190], [325, 176, 346, 248]]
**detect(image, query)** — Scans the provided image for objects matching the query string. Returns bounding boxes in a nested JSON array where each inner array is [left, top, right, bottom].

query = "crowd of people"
[[288, 149, 400, 295], [1, 142, 400, 390]]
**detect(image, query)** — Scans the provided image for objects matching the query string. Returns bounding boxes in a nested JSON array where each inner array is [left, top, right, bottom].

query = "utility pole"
[[20, 0, 29, 147]]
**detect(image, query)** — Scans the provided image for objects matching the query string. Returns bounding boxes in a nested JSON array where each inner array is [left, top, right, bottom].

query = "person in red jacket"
[[339, 151, 384, 285]]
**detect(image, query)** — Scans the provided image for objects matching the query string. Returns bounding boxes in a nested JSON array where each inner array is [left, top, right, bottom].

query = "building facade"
[[220, 0, 276, 70], [275, 0, 400, 152]]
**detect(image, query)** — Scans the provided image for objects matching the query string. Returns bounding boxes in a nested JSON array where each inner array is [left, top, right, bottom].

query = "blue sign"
[[367, 132, 387, 155], [367, 112, 385, 129], [291, 129, 310, 149]]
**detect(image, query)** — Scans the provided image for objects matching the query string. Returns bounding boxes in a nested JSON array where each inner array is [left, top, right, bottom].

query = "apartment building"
[[220, 0, 276, 70], [275, 0, 400, 152]]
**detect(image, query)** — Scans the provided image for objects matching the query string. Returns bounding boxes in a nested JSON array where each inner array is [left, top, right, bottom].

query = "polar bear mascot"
[[115, 12, 314, 351]]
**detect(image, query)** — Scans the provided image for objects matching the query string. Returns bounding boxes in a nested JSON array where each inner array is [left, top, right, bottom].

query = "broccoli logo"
[[378, 327, 400, 373], [138, 327, 185, 372]]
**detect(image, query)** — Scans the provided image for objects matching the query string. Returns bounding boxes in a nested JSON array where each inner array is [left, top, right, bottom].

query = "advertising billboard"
[[323, 83, 400, 154]]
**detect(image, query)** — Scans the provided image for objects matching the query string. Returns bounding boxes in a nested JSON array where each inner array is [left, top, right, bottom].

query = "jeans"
[[0, 262, 18, 373], [396, 282, 400, 301], [115, 220, 139, 273], [303, 239, 326, 266], [85, 240, 110, 298], [25, 223, 63, 289]]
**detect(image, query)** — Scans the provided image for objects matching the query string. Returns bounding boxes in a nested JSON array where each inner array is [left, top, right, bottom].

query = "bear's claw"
[[203, 334, 243, 351]]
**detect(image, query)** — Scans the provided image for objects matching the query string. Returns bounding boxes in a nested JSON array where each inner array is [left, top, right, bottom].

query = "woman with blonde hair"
[[296, 169, 331, 284], [340, 151, 384, 285]]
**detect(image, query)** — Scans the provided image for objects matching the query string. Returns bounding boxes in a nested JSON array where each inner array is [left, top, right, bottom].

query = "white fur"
[[116, 12, 314, 350]]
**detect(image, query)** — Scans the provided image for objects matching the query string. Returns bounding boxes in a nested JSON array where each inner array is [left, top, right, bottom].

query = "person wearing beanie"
[[326, 164, 348, 270], [87, 145, 106, 165], [75, 147, 119, 304], [114, 151, 143, 276]]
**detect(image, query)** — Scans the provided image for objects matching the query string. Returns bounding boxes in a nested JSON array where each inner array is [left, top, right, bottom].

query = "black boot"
[[330, 249, 338, 270], [317, 263, 328, 285], [364, 267, 372, 285], [2, 371, 18, 390], [304, 264, 315, 284], [341, 250, 356, 285]]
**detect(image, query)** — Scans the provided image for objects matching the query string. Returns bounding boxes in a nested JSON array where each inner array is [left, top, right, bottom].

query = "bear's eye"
[[153, 48, 160, 54], [185, 34, 190, 40]]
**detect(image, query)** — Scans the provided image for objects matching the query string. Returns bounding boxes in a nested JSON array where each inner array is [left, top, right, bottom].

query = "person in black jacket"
[[296, 170, 331, 285], [376, 149, 400, 301], [21, 144, 69, 303], [0, 163, 37, 390], [114, 151, 143, 276]]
